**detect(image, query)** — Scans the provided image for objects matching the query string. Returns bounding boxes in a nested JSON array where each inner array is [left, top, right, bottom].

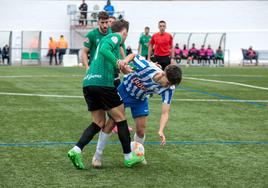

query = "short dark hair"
[[145, 26, 150, 30], [159, 20, 166, 25], [111, 19, 129, 32], [98, 11, 109, 20], [109, 16, 116, 20], [165, 65, 182, 85]]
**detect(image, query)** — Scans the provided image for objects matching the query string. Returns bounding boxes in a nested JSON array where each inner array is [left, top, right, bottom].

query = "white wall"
[[1, 0, 268, 63]]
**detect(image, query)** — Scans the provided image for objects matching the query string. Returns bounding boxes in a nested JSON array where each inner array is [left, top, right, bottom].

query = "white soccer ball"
[[131, 141, 145, 157]]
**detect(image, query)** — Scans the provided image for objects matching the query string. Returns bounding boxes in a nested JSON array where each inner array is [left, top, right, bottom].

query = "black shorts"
[[83, 86, 123, 111], [153, 55, 171, 70]]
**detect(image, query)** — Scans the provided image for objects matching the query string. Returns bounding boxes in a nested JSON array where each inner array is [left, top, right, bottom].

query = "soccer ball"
[[131, 141, 145, 156]]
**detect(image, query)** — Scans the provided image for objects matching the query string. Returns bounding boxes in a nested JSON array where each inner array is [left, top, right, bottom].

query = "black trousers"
[[153, 55, 171, 70], [2, 55, 10, 64], [79, 13, 87, 25], [48, 49, 58, 65], [58, 49, 66, 64]]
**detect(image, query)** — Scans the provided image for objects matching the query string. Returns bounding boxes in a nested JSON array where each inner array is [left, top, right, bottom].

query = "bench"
[[242, 49, 268, 66]]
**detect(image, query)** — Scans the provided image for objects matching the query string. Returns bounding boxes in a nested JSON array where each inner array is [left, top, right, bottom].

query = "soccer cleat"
[[92, 156, 102, 168], [67, 149, 85, 170], [124, 152, 144, 168]]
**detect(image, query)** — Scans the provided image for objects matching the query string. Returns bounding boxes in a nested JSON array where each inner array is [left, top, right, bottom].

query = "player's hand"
[[158, 131, 166, 146], [121, 65, 133, 74], [155, 63, 162, 69], [117, 60, 126, 70], [170, 59, 176, 65]]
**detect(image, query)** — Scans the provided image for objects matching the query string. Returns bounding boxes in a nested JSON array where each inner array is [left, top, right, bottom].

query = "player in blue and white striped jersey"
[[92, 54, 182, 167], [123, 54, 175, 103]]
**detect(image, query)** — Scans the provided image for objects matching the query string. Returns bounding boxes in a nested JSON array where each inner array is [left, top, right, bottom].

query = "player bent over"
[[67, 20, 144, 170], [92, 54, 182, 167]]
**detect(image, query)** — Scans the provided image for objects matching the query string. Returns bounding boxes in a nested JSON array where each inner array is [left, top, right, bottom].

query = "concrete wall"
[[1, 0, 268, 63]]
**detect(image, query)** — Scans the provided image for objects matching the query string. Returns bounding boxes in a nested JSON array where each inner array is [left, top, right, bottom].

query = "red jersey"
[[149, 32, 173, 56]]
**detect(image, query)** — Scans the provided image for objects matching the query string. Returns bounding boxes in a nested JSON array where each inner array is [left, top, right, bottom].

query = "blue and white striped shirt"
[[123, 55, 175, 104]]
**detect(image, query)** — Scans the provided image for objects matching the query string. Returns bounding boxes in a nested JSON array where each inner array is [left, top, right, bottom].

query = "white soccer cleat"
[[92, 156, 102, 168]]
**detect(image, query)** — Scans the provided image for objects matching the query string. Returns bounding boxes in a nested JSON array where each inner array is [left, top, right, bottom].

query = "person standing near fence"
[[2, 44, 10, 65], [104, 0, 114, 16], [57, 35, 68, 65], [138, 26, 151, 60], [79, 0, 88, 26], [48, 37, 58, 65], [148, 20, 175, 70]]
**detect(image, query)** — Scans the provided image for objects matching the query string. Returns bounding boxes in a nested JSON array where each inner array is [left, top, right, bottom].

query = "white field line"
[[0, 92, 267, 103], [185, 75, 268, 78], [0, 74, 267, 78], [184, 77, 268, 91], [0, 75, 82, 78]]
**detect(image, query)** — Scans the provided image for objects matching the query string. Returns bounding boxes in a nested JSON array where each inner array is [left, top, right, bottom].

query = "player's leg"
[[68, 110, 105, 169], [68, 86, 106, 169], [130, 99, 149, 165], [102, 86, 144, 167], [92, 117, 115, 168], [130, 98, 149, 145], [134, 116, 147, 144]]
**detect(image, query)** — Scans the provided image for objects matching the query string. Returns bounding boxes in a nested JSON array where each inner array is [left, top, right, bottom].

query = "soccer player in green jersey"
[[82, 11, 111, 70], [138, 26, 152, 59], [68, 19, 144, 169]]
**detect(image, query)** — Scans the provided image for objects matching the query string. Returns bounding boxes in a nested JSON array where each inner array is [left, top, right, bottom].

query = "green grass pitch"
[[0, 66, 267, 187]]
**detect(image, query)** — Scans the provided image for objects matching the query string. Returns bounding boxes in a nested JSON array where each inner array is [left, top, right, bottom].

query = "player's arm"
[[138, 37, 142, 54], [170, 35, 175, 64], [82, 34, 92, 70], [158, 103, 170, 146], [120, 46, 125, 59], [120, 54, 135, 74], [82, 47, 90, 70], [124, 53, 135, 63], [147, 36, 154, 61], [99, 36, 132, 74], [147, 44, 153, 61], [138, 43, 141, 55], [158, 88, 174, 145]]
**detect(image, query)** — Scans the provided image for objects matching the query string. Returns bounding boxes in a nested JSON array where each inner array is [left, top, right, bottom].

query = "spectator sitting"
[[79, 0, 88, 26], [188, 43, 199, 64], [57, 35, 68, 65], [198, 45, 207, 64], [104, 0, 114, 16], [181, 44, 189, 63], [2, 44, 10, 65], [206, 44, 215, 65], [174, 43, 182, 64], [215, 46, 224, 65], [246, 46, 258, 65], [126, 45, 132, 56]]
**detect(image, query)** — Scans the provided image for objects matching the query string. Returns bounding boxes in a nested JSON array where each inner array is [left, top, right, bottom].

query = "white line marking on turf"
[[1, 74, 267, 78], [184, 77, 268, 91], [0, 92, 267, 102], [185, 75, 268, 78], [0, 75, 82, 78], [0, 92, 83, 98]]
